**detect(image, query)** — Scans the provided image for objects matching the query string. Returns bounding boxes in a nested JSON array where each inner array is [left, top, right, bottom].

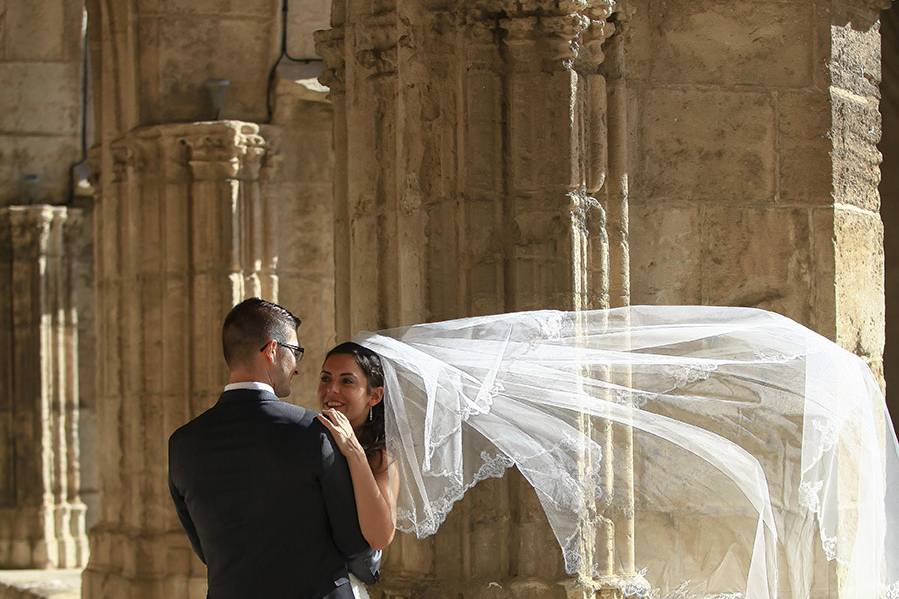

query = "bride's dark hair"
[[326, 342, 386, 461]]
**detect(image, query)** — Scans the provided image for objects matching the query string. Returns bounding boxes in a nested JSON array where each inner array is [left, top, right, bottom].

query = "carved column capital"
[[542, 13, 591, 65], [179, 123, 268, 182], [5, 205, 66, 260], [109, 141, 137, 184], [576, 18, 616, 72], [499, 0, 617, 71], [354, 13, 399, 77], [499, 15, 539, 65]]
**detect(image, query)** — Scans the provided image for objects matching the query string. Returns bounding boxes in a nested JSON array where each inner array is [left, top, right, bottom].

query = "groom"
[[168, 298, 370, 598]]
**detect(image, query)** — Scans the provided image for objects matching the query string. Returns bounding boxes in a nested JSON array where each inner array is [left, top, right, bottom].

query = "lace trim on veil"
[[394, 449, 515, 537]]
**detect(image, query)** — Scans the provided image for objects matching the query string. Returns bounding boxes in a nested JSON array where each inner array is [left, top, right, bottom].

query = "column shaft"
[[318, 0, 627, 595], [0, 206, 89, 569], [83, 121, 277, 599]]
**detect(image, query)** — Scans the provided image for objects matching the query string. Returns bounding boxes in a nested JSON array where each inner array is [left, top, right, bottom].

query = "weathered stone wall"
[[83, 0, 280, 132], [627, 1, 888, 597], [882, 5, 899, 430], [287, 0, 331, 59], [0, 0, 84, 206]]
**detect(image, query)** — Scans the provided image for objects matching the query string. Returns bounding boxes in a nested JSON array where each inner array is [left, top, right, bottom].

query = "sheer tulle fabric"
[[355, 306, 898, 599]]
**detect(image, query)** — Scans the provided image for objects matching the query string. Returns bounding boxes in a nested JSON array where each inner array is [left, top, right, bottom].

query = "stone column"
[[268, 70, 338, 405], [82, 121, 276, 599], [317, 1, 628, 596], [0, 205, 89, 569]]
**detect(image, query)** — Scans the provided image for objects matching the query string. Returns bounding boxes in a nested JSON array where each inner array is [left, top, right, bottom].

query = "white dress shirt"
[[223, 381, 275, 395]]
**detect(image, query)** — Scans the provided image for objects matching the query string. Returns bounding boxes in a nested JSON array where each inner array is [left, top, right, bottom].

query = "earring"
[[368, 409, 373, 423]]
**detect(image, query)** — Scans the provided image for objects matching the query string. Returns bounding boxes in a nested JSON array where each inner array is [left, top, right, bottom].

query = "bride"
[[317, 306, 899, 599], [316, 342, 399, 599]]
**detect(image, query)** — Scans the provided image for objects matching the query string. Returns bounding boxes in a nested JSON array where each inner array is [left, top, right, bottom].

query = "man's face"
[[270, 327, 301, 398]]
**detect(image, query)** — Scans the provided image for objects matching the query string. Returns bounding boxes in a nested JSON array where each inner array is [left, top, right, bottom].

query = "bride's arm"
[[319, 408, 398, 550]]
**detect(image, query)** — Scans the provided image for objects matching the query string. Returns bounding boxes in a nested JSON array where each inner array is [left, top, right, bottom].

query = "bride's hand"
[[317, 408, 365, 458]]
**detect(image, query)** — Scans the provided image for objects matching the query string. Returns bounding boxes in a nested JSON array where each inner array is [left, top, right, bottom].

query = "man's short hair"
[[222, 298, 301, 368]]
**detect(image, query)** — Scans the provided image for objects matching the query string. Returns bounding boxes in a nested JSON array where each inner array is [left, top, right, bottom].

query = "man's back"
[[168, 388, 369, 599]]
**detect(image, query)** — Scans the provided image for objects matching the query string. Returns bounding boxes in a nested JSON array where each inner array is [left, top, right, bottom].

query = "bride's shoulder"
[[369, 447, 396, 475]]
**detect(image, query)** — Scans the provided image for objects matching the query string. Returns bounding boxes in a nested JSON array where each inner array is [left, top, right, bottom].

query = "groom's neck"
[[227, 367, 268, 386]]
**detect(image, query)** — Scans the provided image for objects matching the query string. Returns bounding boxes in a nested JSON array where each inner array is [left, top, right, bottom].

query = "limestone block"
[[632, 509, 675, 586], [833, 208, 884, 357], [154, 0, 275, 15], [287, 0, 330, 59], [829, 14, 881, 99], [700, 206, 814, 327], [777, 91, 833, 204], [620, 0, 652, 81], [831, 89, 881, 212], [647, 0, 814, 88], [628, 203, 701, 305], [507, 73, 580, 193], [636, 88, 775, 203], [138, 14, 279, 123], [4, 0, 76, 62], [0, 63, 81, 135], [0, 136, 81, 206], [274, 114, 334, 183]]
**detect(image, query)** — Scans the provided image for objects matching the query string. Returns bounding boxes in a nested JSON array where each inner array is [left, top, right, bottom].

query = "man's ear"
[[262, 339, 278, 363]]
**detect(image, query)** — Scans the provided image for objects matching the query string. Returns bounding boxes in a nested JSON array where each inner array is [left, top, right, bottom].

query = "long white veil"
[[355, 306, 898, 599]]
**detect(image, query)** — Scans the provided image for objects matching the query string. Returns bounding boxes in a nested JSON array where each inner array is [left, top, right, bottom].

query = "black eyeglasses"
[[260, 340, 305, 362]]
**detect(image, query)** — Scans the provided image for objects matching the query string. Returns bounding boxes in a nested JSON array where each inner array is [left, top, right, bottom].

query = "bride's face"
[[318, 353, 379, 429]]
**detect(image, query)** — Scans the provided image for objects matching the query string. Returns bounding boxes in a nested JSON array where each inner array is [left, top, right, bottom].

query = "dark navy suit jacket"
[[168, 388, 369, 599]]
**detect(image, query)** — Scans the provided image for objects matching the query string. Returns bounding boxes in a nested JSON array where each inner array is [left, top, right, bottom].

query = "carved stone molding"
[[497, 0, 617, 70], [576, 18, 616, 72], [355, 13, 399, 77], [177, 123, 268, 181], [542, 13, 591, 65], [499, 15, 539, 64], [314, 27, 346, 94], [258, 125, 284, 182], [109, 142, 135, 184]]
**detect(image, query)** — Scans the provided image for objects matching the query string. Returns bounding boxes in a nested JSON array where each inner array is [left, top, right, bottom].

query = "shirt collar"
[[224, 381, 275, 395]]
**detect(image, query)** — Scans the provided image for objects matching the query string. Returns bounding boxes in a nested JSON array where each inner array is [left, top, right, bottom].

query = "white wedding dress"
[[354, 306, 899, 599]]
